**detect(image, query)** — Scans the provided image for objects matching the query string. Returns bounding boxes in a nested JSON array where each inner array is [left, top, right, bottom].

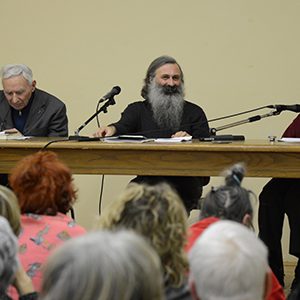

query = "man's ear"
[[242, 213, 252, 228], [31, 80, 37, 92], [189, 280, 201, 300], [263, 270, 273, 300]]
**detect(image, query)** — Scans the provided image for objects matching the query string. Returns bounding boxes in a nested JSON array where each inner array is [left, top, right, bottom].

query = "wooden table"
[[0, 138, 300, 178]]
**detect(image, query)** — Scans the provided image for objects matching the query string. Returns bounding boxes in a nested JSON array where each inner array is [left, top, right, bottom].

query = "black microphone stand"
[[69, 97, 116, 141], [207, 108, 281, 141]]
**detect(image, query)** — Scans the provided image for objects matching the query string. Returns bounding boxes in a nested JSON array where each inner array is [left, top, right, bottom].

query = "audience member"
[[40, 230, 165, 300], [98, 182, 190, 300], [0, 216, 38, 300], [8, 151, 86, 295], [189, 220, 271, 300], [94, 55, 210, 213], [186, 163, 285, 300], [0, 185, 21, 236]]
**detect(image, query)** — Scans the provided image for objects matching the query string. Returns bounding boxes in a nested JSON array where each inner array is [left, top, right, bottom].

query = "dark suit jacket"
[[0, 89, 68, 137]]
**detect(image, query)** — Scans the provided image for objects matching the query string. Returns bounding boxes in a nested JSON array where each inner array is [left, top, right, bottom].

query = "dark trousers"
[[131, 176, 209, 213], [258, 178, 300, 285], [0, 174, 9, 186]]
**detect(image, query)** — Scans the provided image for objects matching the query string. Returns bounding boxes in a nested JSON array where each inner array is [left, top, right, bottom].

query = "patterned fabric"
[[8, 213, 86, 299]]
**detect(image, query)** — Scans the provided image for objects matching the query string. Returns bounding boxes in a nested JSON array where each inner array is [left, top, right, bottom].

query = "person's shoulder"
[[34, 89, 65, 106], [183, 100, 206, 115], [125, 100, 149, 110], [0, 90, 5, 101], [184, 100, 202, 108], [127, 100, 147, 106]]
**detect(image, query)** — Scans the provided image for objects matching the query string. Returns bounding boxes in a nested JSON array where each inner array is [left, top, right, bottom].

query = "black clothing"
[[259, 178, 300, 286], [111, 100, 209, 138], [113, 99, 210, 212], [258, 115, 300, 287]]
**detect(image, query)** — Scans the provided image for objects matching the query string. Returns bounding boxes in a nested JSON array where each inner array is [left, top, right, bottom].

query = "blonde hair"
[[98, 182, 188, 286], [0, 185, 21, 236]]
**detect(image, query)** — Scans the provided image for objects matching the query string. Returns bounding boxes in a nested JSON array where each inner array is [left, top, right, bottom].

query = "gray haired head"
[[141, 55, 184, 99], [0, 216, 19, 294], [1, 64, 33, 84], [200, 163, 254, 225], [40, 230, 164, 300]]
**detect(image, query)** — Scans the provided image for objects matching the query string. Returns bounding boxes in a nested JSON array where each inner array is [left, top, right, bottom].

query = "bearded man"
[[95, 56, 210, 212]]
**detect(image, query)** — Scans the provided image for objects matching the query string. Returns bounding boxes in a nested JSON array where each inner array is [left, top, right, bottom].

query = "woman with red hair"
[[8, 151, 86, 297]]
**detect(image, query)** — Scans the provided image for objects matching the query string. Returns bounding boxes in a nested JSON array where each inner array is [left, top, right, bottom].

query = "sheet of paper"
[[278, 138, 300, 143], [154, 136, 192, 143]]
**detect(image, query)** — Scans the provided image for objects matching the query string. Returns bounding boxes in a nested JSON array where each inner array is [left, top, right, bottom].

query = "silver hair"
[[189, 220, 269, 300], [40, 230, 165, 300], [0, 64, 33, 84], [0, 216, 19, 294], [148, 80, 185, 130]]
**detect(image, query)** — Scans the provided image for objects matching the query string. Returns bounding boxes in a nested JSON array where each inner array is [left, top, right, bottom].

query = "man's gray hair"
[[0, 216, 19, 294], [189, 220, 269, 300], [0, 64, 33, 84], [41, 230, 164, 300], [141, 55, 184, 99]]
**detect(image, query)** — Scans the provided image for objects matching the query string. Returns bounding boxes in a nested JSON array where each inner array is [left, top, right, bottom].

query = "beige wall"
[[2, 0, 300, 261]]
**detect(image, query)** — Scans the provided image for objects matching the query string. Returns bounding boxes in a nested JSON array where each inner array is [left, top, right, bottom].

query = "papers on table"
[[103, 135, 155, 143], [103, 135, 192, 143], [0, 130, 30, 140], [154, 136, 192, 143], [278, 138, 300, 143]]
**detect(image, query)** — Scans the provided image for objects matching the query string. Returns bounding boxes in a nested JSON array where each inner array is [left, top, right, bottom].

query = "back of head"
[[141, 55, 184, 98], [1, 64, 33, 84], [40, 230, 164, 300], [0, 185, 21, 236], [98, 182, 188, 286], [200, 163, 254, 225], [189, 220, 269, 300], [0, 216, 18, 294], [9, 151, 76, 215]]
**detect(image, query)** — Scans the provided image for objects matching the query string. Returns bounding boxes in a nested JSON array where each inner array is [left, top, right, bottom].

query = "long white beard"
[[148, 81, 185, 130]]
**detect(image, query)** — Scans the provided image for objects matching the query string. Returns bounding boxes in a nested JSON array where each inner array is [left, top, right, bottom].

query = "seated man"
[[259, 114, 300, 290], [0, 64, 68, 185], [94, 55, 210, 212], [188, 220, 272, 300]]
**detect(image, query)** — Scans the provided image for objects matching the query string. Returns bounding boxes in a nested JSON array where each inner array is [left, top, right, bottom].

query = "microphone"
[[267, 104, 300, 113], [69, 87, 121, 140], [99, 86, 121, 103]]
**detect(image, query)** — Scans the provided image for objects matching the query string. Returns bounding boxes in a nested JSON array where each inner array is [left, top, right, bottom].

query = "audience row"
[[0, 150, 296, 299]]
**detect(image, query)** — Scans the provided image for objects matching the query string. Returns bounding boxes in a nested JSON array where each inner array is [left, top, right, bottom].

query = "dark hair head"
[[141, 55, 184, 99], [9, 151, 77, 215], [200, 164, 254, 224]]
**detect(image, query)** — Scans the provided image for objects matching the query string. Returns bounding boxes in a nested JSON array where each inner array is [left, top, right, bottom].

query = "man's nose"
[[11, 93, 19, 103], [166, 78, 175, 86]]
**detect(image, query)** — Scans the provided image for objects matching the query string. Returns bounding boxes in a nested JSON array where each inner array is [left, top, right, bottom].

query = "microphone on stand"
[[69, 86, 121, 141], [267, 104, 300, 113], [206, 105, 284, 141], [99, 86, 121, 103]]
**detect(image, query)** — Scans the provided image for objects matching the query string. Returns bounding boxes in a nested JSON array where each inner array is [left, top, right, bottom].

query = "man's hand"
[[4, 128, 22, 135], [93, 126, 116, 137], [171, 131, 191, 138]]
